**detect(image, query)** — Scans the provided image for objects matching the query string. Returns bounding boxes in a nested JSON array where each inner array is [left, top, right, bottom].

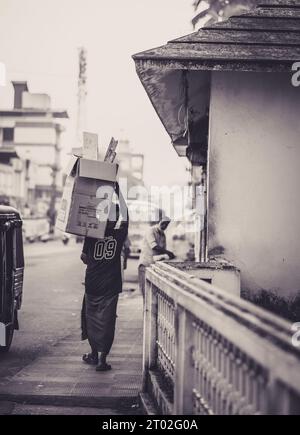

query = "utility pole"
[[48, 124, 64, 234], [76, 47, 87, 147]]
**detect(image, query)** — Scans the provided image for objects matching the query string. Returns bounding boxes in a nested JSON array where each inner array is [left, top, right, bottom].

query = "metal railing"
[[142, 262, 300, 415]]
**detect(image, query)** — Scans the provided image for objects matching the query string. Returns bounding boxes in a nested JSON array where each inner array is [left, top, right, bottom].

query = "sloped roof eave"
[[134, 56, 295, 73], [133, 0, 300, 152], [133, 1, 300, 73]]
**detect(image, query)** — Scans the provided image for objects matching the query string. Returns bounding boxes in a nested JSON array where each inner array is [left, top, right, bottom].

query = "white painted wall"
[[15, 143, 55, 165], [14, 124, 56, 186], [209, 71, 300, 299], [0, 163, 13, 196], [15, 126, 56, 145], [22, 92, 51, 110]]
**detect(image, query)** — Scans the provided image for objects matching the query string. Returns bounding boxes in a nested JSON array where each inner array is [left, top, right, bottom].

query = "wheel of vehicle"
[[0, 311, 15, 354]]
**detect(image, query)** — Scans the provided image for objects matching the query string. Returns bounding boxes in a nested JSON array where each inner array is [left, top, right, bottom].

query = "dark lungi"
[[81, 293, 119, 354]]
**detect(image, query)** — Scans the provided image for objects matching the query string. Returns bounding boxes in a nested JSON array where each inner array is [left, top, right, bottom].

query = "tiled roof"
[[133, 0, 300, 72]]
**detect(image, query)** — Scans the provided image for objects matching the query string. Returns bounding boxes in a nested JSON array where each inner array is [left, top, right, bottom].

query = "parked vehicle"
[[0, 206, 24, 352], [127, 227, 143, 257], [22, 216, 49, 243]]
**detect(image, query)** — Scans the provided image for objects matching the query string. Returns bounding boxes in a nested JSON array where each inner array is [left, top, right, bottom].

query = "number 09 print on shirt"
[[93, 237, 117, 261]]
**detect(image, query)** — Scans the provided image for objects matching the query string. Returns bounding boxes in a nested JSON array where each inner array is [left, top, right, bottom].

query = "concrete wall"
[[22, 92, 51, 110], [208, 71, 300, 299], [0, 163, 13, 196], [15, 126, 56, 145]]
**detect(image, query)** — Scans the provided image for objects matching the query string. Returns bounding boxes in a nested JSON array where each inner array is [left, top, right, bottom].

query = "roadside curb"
[[0, 393, 139, 412]]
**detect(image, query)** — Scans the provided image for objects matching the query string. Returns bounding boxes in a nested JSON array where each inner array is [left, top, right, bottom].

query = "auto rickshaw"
[[0, 206, 24, 352]]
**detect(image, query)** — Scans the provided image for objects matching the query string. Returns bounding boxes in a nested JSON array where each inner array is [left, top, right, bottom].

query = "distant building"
[[0, 161, 14, 202], [0, 81, 68, 214], [0, 145, 24, 207], [116, 139, 144, 190]]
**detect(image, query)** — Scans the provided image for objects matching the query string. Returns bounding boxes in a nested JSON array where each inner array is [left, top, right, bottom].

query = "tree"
[[192, 0, 257, 28]]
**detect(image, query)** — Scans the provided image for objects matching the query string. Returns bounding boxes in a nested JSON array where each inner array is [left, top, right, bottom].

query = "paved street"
[[0, 239, 143, 415]]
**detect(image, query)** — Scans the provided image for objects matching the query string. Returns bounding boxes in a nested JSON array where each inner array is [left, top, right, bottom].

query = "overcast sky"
[[0, 0, 196, 187]]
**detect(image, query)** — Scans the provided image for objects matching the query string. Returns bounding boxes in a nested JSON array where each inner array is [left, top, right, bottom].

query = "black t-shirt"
[[83, 222, 128, 297]]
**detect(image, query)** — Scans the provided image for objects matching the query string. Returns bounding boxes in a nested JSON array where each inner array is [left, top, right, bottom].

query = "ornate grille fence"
[[142, 262, 300, 415]]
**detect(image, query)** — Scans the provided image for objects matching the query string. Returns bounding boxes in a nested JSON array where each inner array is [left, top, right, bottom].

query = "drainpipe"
[[191, 164, 207, 263], [183, 71, 209, 263], [199, 166, 207, 263]]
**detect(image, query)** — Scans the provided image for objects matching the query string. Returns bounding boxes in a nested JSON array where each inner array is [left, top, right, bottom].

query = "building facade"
[[115, 139, 144, 190], [0, 81, 68, 215], [133, 0, 300, 415], [133, 0, 300, 307]]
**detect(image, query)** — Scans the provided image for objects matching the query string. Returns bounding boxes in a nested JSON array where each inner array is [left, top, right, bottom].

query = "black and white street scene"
[[0, 0, 300, 417]]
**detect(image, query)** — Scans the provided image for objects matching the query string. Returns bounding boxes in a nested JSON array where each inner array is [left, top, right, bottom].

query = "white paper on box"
[[56, 175, 75, 225], [83, 132, 98, 160], [63, 154, 78, 175]]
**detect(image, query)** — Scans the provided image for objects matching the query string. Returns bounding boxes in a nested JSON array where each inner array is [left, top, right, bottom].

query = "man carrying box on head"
[[138, 215, 175, 299], [80, 183, 129, 372]]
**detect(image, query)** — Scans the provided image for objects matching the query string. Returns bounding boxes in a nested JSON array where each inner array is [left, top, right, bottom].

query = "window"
[[3, 128, 14, 142]]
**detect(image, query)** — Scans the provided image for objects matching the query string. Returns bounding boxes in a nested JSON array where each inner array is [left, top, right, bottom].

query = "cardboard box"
[[56, 155, 118, 238]]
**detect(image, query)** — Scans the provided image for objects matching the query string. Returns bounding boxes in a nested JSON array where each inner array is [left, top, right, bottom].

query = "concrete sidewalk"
[[0, 291, 143, 415]]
